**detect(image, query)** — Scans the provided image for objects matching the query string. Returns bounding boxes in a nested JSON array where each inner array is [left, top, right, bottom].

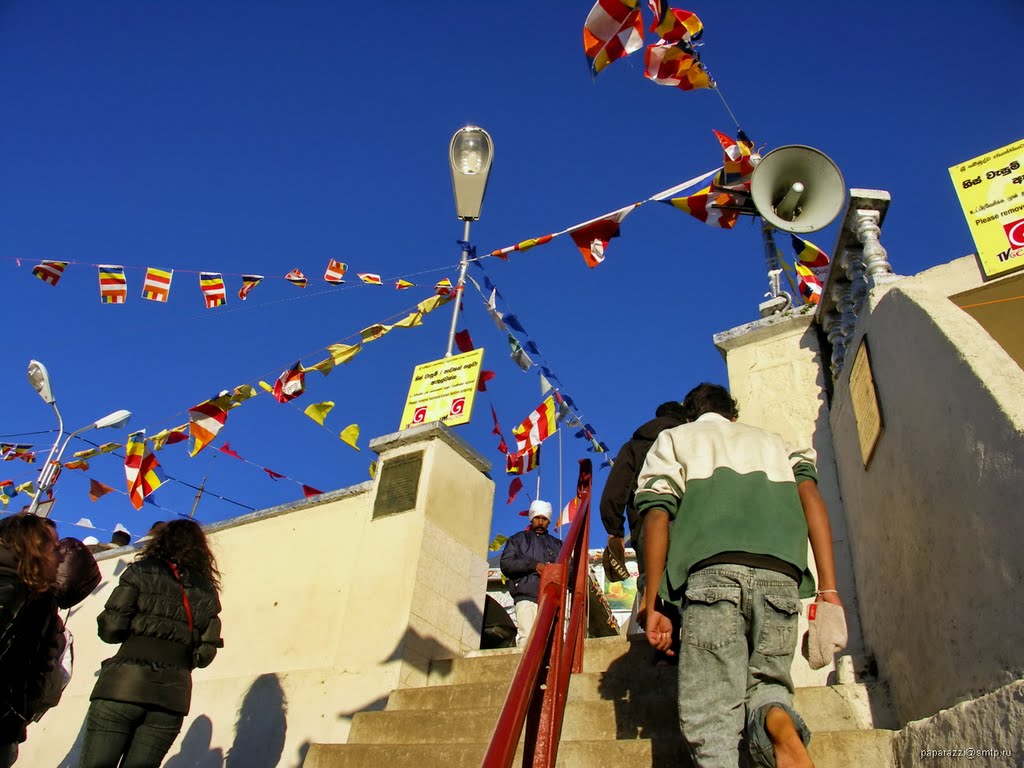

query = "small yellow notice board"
[[399, 349, 484, 430], [949, 138, 1024, 280]]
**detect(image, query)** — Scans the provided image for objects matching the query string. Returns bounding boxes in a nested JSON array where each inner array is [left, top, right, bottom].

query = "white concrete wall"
[[21, 423, 494, 768], [715, 309, 866, 690], [829, 275, 1024, 724]]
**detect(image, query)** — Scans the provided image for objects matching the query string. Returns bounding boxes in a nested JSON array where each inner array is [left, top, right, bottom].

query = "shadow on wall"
[[224, 673, 288, 768], [164, 715, 223, 768]]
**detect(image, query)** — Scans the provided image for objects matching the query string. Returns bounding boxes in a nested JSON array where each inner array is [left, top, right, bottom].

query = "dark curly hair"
[[0, 513, 59, 594], [139, 519, 221, 591], [682, 383, 740, 421]]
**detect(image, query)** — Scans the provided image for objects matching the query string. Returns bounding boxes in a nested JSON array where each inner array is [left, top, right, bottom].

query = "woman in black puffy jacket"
[[78, 519, 223, 768]]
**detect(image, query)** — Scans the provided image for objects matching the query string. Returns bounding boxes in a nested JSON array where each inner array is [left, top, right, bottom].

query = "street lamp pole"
[[24, 359, 131, 516], [446, 126, 493, 357]]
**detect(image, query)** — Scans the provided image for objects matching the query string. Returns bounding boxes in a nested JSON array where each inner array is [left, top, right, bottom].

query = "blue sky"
[[2, 1, 1022, 547]]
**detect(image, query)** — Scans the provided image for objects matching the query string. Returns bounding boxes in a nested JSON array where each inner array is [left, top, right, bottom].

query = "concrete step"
[[305, 729, 896, 768], [387, 676, 888, 732]]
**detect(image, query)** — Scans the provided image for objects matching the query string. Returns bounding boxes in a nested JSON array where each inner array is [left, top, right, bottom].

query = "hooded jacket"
[[599, 414, 687, 542], [90, 557, 222, 715]]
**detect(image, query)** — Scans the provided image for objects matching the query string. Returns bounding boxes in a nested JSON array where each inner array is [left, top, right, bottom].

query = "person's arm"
[[194, 614, 223, 669], [798, 479, 842, 607], [499, 535, 537, 579], [96, 565, 140, 644], [599, 445, 634, 539], [641, 507, 674, 654]]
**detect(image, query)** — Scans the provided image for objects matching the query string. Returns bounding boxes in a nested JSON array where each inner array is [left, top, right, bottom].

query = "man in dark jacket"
[[499, 500, 562, 647], [600, 401, 688, 577]]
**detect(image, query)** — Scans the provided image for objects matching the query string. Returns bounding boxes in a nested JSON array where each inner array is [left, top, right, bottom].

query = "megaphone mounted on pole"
[[749, 145, 846, 233]]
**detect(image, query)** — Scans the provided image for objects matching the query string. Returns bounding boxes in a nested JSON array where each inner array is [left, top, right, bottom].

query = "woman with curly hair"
[[0, 513, 62, 768], [79, 519, 223, 768]]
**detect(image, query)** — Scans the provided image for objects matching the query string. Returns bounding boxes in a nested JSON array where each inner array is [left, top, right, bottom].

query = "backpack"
[[32, 612, 73, 722]]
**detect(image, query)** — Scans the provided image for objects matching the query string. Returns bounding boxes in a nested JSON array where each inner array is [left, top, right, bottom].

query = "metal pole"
[[27, 401, 64, 516], [443, 220, 472, 358]]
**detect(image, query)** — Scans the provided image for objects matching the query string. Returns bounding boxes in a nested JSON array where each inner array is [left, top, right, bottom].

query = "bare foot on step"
[[764, 706, 814, 768]]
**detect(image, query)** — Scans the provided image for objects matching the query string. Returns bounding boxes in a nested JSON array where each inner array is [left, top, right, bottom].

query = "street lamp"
[[25, 359, 132, 516], [445, 125, 494, 357]]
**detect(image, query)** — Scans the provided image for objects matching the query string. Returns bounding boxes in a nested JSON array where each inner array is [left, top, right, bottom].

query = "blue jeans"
[[677, 565, 811, 768], [79, 699, 184, 768]]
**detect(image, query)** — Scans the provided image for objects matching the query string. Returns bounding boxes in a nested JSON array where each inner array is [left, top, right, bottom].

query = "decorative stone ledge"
[[370, 420, 491, 473]]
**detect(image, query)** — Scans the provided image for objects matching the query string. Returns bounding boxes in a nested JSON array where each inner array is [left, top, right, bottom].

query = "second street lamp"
[[445, 125, 494, 357]]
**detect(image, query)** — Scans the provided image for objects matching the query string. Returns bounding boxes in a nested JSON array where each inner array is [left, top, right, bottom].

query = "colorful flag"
[[713, 129, 758, 188], [72, 442, 121, 460], [509, 335, 533, 371], [650, 4, 703, 43], [230, 384, 258, 406], [339, 424, 360, 451], [32, 260, 68, 287], [273, 362, 306, 403], [557, 497, 581, 529], [285, 268, 307, 288], [62, 460, 89, 471], [200, 272, 227, 308], [644, 40, 712, 90], [88, 479, 115, 502], [506, 445, 541, 475], [360, 323, 393, 343], [358, 273, 382, 285], [795, 262, 824, 304], [141, 267, 173, 302], [489, 234, 554, 260], [663, 187, 741, 229], [507, 477, 523, 505], [567, 205, 637, 268], [238, 274, 263, 300], [98, 265, 128, 304], [394, 278, 415, 290], [124, 430, 165, 511], [512, 395, 558, 453], [584, 0, 644, 76], [790, 234, 831, 272], [1, 443, 33, 462], [323, 259, 347, 284], [188, 392, 232, 457], [434, 278, 455, 298], [148, 425, 189, 451], [304, 401, 335, 425]]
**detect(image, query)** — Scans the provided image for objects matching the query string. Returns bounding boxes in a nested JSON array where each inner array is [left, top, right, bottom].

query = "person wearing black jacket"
[[0, 514, 61, 768], [600, 401, 688, 572], [500, 500, 562, 647], [78, 519, 223, 768]]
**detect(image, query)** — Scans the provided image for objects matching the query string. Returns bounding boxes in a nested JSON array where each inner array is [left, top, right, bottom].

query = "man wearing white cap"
[[499, 500, 563, 647]]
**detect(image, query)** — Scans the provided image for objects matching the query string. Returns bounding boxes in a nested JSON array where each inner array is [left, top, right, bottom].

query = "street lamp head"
[[27, 360, 55, 404], [449, 126, 493, 221], [93, 409, 132, 430]]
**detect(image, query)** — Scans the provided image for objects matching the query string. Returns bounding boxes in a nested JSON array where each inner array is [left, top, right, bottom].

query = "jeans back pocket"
[[682, 586, 742, 651], [755, 592, 801, 657]]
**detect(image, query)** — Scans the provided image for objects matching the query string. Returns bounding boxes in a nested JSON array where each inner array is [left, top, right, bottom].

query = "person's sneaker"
[[603, 537, 630, 582]]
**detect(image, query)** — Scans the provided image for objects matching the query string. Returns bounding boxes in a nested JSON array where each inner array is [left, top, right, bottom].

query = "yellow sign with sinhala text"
[[949, 138, 1024, 280], [399, 348, 484, 430]]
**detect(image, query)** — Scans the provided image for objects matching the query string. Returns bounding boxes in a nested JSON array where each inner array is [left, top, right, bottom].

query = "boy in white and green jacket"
[[637, 383, 842, 768]]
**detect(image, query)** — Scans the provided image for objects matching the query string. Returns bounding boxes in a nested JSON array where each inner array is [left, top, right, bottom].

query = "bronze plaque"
[[372, 451, 423, 519], [849, 338, 884, 468]]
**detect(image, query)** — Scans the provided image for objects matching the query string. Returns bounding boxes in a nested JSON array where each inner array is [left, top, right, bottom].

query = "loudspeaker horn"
[[750, 145, 846, 233]]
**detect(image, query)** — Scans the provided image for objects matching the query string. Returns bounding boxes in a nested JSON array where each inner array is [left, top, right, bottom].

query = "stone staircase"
[[303, 636, 898, 767]]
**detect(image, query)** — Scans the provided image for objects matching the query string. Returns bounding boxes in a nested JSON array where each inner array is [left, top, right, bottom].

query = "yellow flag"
[[231, 384, 258, 406], [310, 343, 362, 376], [258, 380, 274, 393], [417, 294, 452, 314], [393, 311, 424, 329], [0, 494, 9, 509], [359, 324, 393, 343], [488, 534, 508, 552], [304, 401, 335, 426], [15, 481, 35, 495], [150, 424, 188, 451], [368, 460, 377, 478], [339, 424, 360, 451]]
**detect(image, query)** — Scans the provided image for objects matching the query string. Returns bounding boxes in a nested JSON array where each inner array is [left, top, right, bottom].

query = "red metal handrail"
[[481, 459, 593, 768]]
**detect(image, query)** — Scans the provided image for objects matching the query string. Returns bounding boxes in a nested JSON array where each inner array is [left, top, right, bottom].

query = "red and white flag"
[[512, 395, 558, 453], [285, 268, 307, 288], [358, 273, 383, 285], [557, 497, 581, 529], [32, 260, 68, 287], [188, 392, 232, 457], [324, 259, 347, 284], [200, 272, 227, 308], [567, 205, 637, 268]]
